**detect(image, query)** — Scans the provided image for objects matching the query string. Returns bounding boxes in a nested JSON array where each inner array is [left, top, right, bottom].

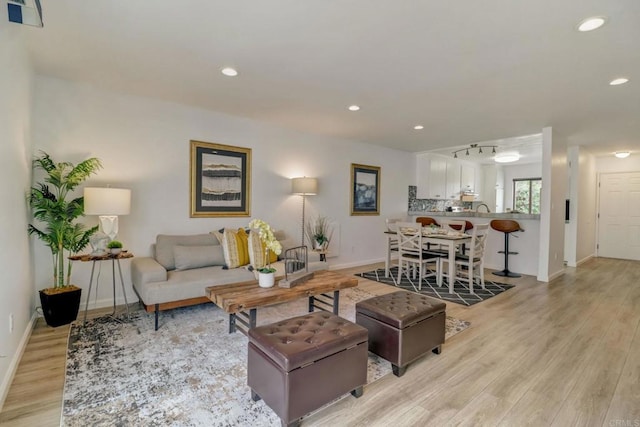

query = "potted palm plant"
[[28, 152, 102, 327]]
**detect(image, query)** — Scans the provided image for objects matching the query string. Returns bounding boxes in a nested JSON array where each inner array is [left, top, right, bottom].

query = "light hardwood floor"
[[1, 258, 639, 426]]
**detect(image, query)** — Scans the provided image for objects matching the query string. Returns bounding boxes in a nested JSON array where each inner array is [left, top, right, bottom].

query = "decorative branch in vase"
[[305, 215, 333, 251]]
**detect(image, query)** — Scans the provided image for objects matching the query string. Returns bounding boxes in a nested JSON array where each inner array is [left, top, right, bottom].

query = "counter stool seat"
[[355, 290, 445, 377], [490, 219, 524, 278], [248, 311, 368, 427]]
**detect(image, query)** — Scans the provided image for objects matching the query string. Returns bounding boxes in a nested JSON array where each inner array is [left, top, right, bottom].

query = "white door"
[[598, 172, 640, 260]]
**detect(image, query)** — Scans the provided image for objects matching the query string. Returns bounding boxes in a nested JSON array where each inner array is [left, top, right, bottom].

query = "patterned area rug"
[[358, 267, 515, 306], [62, 287, 469, 426]]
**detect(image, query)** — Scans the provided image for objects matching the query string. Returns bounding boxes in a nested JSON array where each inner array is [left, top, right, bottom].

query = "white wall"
[[537, 127, 567, 282], [502, 162, 542, 211], [576, 149, 597, 264], [565, 147, 578, 265], [596, 155, 640, 173], [0, 19, 34, 408], [32, 76, 415, 309]]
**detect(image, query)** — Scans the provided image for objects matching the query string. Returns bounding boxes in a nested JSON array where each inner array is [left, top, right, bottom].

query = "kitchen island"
[[409, 212, 540, 276]]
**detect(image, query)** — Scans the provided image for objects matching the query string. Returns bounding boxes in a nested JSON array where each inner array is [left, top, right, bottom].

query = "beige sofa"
[[131, 232, 324, 329]]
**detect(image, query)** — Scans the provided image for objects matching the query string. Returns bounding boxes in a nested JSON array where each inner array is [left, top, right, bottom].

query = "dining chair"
[[385, 218, 402, 269], [439, 223, 489, 294], [395, 222, 440, 292], [442, 220, 466, 232]]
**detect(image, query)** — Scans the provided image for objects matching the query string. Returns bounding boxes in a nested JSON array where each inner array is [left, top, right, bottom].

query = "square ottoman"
[[356, 290, 446, 377], [248, 311, 368, 427]]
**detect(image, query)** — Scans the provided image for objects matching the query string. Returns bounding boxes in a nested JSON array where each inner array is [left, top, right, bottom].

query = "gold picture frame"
[[190, 140, 251, 217], [350, 163, 380, 216]]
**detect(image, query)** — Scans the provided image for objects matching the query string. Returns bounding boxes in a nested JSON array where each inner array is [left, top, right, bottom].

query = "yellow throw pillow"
[[221, 228, 250, 268]]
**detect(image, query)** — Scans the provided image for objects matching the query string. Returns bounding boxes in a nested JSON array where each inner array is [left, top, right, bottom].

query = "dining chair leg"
[[397, 261, 403, 286], [469, 264, 474, 295]]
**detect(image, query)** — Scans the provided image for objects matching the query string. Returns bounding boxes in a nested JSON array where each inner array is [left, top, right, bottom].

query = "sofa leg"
[[155, 304, 159, 331], [392, 364, 407, 377], [350, 386, 363, 398], [251, 390, 261, 402], [432, 345, 442, 355]]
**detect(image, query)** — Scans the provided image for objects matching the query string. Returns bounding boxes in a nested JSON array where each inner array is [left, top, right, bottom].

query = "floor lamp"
[[291, 177, 318, 246], [84, 187, 132, 254]]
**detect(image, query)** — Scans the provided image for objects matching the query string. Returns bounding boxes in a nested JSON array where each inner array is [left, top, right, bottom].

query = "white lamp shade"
[[291, 177, 318, 195], [83, 187, 131, 215]]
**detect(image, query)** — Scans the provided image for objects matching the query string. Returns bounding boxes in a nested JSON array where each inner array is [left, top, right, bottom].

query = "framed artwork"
[[350, 163, 380, 216], [190, 140, 251, 217]]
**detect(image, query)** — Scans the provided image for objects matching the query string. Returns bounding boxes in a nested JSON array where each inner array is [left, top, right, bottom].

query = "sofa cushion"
[[156, 234, 220, 271], [174, 245, 225, 271], [135, 265, 256, 306], [221, 228, 250, 268]]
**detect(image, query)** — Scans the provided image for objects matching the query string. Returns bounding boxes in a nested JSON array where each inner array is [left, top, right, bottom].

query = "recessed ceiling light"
[[348, 105, 360, 111], [221, 67, 238, 77], [414, 125, 424, 130], [494, 152, 520, 163], [609, 78, 629, 86], [615, 151, 631, 158], [577, 17, 606, 32]]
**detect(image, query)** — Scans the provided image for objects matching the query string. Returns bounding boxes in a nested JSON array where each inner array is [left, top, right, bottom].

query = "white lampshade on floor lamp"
[[84, 187, 131, 254], [291, 177, 318, 246]]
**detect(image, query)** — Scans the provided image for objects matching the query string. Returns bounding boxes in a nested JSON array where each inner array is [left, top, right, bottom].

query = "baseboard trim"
[[328, 257, 386, 271], [0, 312, 37, 410], [576, 254, 594, 267], [539, 268, 566, 283]]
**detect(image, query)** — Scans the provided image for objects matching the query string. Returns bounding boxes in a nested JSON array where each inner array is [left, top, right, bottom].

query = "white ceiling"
[[24, 1, 640, 156], [426, 134, 543, 165]]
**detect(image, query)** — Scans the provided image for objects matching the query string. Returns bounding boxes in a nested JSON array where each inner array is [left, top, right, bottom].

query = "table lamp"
[[291, 177, 317, 246], [84, 187, 131, 254]]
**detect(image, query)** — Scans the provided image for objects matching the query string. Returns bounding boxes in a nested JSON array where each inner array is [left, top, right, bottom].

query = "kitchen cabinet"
[[460, 163, 475, 194], [446, 159, 461, 199], [417, 154, 462, 199]]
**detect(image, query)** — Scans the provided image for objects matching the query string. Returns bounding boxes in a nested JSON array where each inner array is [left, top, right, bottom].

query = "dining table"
[[385, 229, 472, 294]]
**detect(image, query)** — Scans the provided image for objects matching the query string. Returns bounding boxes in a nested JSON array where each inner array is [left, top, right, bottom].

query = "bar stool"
[[416, 217, 439, 227], [447, 220, 474, 233], [490, 219, 524, 278]]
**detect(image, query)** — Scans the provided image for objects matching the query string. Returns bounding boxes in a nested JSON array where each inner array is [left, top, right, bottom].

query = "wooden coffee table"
[[205, 270, 358, 335]]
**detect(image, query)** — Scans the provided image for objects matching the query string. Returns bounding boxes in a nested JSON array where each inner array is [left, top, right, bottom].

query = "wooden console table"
[[69, 252, 134, 324], [206, 270, 358, 335]]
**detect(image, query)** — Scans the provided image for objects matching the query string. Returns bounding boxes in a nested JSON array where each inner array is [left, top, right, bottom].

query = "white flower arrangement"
[[248, 219, 282, 273]]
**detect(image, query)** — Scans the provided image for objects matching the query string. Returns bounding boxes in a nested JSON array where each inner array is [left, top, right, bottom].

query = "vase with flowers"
[[248, 219, 283, 288]]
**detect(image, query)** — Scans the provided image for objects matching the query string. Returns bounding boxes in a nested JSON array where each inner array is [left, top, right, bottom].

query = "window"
[[513, 178, 541, 214]]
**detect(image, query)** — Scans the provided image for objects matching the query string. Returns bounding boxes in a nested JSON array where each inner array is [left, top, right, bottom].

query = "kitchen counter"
[[408, 211, 540, 220]]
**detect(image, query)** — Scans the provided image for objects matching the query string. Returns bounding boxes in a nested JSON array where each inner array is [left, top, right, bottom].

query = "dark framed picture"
[[190, 140, 251, 217], [350, 163, 380, 216]]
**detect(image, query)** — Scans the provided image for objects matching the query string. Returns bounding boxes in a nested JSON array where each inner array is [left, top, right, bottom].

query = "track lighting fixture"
[[452, 143, 499, 158]]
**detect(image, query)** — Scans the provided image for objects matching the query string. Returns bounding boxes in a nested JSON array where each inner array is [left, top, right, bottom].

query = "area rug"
[[62, 287, 469, 426], [358, 267, 515, 306]]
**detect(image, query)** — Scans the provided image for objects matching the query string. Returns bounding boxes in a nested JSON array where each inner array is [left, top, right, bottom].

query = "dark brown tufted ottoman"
[[247, 311, 368, 427], [356, 290, 446, 377]]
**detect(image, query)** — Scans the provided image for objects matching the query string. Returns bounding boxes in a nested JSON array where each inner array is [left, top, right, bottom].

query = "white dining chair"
[[440, 223, 489, 294], [395, 222, 440, 291], [385, 218, 402, 270]]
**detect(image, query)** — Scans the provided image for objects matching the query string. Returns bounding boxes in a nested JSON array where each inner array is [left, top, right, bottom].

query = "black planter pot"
[[39, 287, 82, 327]]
